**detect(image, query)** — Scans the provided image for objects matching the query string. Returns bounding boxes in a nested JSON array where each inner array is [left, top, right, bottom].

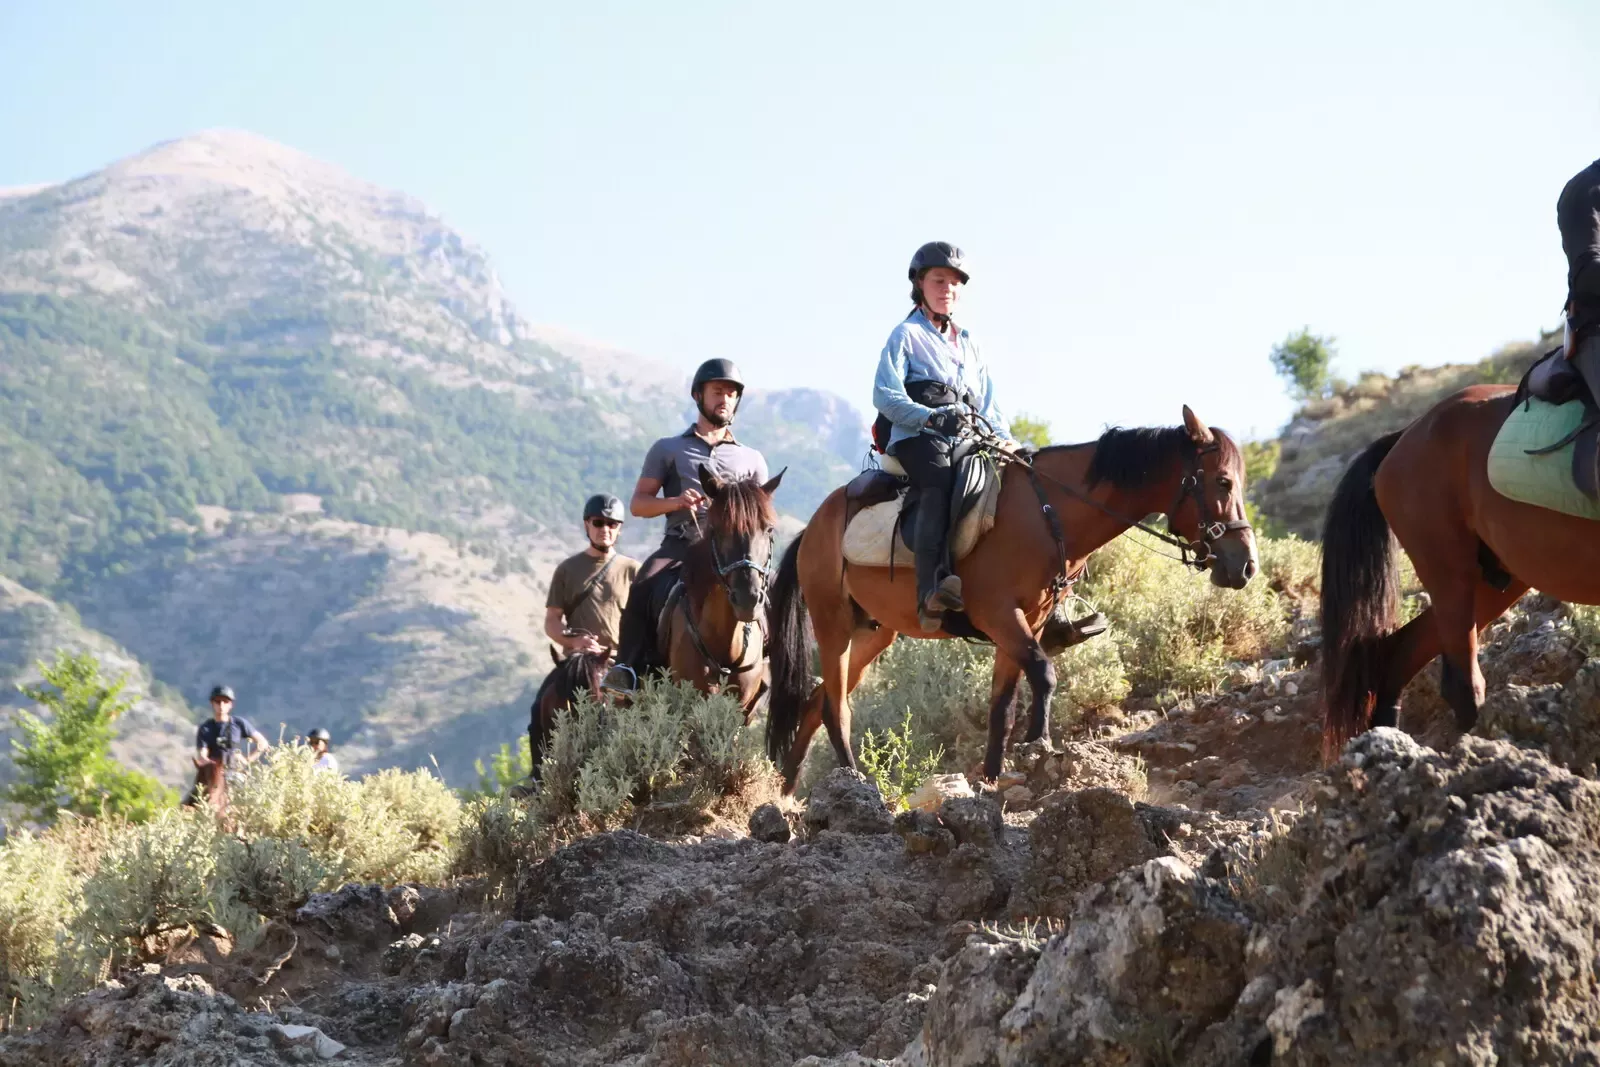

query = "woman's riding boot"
[[913, 488, 963, 631]]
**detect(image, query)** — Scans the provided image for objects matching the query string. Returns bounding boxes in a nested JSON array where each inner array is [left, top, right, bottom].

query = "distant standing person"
[[307, 727, 338, 774], [544, 494, 640, 661]]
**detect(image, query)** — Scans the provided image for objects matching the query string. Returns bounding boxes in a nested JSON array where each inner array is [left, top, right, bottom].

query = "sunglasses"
[[588, 519, 622, 529]]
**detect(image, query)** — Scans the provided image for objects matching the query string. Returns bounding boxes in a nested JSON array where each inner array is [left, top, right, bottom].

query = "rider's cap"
[[308, 727, 332, 744], [908, 242, 969, 284], [583, 493, 626, 523], [210, 685, 235, 702], [691, 358, 744, 394]]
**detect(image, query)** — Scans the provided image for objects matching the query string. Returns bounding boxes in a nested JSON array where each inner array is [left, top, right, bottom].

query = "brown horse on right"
[[1321, 383, 1600, 754], [766, 407, 1258, 790]]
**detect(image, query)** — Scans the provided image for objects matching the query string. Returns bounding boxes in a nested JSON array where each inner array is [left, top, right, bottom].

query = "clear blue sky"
[[3, 1, 1598, 443]]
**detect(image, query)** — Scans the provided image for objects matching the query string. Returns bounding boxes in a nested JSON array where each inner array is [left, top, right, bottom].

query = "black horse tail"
[[1320, 430, 1403, 760], [765, 530, 813, 768]]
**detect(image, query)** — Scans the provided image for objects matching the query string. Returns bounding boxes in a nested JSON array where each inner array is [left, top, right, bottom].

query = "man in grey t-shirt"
[[612, 358, 769, 681]]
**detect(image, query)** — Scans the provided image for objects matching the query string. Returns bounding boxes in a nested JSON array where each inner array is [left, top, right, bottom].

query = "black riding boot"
[[912, 487, 963, 631]]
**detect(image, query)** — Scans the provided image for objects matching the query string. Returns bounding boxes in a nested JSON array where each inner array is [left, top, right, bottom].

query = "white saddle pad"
[[842, 465, 1003, 568]]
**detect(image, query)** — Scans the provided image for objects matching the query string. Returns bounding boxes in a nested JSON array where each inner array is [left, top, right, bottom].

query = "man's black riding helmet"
[[691, 358, 745, 394], [308, 727, 332, 744], [583, 494, 626, 523], [210, 685, 235, 703], [908, 242, 969, 284]]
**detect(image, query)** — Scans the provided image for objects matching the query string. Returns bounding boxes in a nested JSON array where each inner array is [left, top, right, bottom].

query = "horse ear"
[[697, 463, 724, 498], [761, 467, 787, 495], [1181, 405, 1215, 446]]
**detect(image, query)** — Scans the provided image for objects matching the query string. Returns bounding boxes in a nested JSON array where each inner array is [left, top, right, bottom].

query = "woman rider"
[[873, 242, 1017, 632]]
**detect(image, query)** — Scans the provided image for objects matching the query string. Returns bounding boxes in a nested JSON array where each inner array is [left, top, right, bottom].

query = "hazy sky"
[[3, 1, 1598, 443]]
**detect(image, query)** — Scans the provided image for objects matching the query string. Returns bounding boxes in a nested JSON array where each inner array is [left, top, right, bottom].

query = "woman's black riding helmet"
[[909, 242, 968, 304]]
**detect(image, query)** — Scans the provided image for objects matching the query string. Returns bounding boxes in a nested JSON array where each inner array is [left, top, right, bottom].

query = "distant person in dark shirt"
[[193, 684, 270, 771]]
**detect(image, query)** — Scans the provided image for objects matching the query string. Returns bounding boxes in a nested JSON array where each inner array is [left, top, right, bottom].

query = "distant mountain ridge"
[[0, 131, 858, 785]]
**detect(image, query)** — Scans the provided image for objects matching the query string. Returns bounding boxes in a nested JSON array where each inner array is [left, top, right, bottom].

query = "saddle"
[[840, 440, 1001, 568], [1503, 347, 1600, 503], [1488, 349, 1600, 518]]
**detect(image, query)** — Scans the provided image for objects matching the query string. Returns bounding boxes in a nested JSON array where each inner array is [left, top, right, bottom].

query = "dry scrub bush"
[[1078, 534, 1289, 698], [0, 830, 84, 1000], [453, 680, 779, 892], [0, 748, 466, 1027], [228, 745, 458, 885]]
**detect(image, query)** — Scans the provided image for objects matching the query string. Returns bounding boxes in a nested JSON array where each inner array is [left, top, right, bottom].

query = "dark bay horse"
[[662, 466, 783, 718], [527, 651, 609, 780], [1321, 383, 1600, 753], [766, 407, 1257, 789]]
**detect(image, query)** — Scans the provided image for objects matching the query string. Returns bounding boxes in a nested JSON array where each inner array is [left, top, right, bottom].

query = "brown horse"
[[766, 407, 1257, 789], [184, 758, 229, 815], [1321, 383, 1600, 753], [661, 466, 783, 718], [527, 651, 610, 781]]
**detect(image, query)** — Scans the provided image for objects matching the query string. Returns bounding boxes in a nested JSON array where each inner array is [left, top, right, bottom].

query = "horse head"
[[696, 464, 785, 622], [1174, 405, 1258, 589]]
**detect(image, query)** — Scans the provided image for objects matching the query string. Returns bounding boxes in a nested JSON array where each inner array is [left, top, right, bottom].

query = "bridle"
[[967, 414, 1252, 574], [677, 515, 775, 688]]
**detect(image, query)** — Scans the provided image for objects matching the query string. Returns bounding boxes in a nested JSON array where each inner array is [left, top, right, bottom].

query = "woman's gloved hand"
[[925, 406, 965, 436]]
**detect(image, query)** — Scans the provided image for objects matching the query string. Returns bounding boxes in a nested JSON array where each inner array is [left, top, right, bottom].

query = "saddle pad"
[[1486, 397, 1600, 521], [842, 461, 1002, 568]]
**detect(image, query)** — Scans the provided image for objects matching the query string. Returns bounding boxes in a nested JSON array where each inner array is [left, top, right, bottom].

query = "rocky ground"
[[6, 597, 1600, 1066]]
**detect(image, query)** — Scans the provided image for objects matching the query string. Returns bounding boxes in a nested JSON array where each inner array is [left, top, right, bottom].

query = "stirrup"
[[601, 664, 638, 693], [918, 605, 945, 633]]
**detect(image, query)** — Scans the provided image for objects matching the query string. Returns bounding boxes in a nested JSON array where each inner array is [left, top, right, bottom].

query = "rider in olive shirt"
[[612, 358, 768, 682]]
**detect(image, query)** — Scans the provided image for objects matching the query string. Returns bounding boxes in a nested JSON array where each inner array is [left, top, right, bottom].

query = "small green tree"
[[1270, 328, 1337, 402], [1009, 414, 1052, 450], [6, 652, 176, 825]]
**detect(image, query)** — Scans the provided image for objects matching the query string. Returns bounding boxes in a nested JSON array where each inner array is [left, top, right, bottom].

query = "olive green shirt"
[[545, 550, 640, 648]]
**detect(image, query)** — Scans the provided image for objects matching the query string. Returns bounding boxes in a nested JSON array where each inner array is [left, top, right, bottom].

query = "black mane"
[[1081, 426, 1198, 489]]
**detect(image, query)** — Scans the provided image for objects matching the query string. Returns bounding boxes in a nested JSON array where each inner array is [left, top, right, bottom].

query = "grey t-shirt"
[[640, 427, 769, 537]]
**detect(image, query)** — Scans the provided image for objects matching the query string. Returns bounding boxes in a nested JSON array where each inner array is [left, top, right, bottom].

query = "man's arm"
[[194, 724, 210, 766], [545, 605, 603, 655], [631, 475, 702, 520]]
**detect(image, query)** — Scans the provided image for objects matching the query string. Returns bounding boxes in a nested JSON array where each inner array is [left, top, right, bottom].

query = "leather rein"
[[970, 416, 1251, 589]]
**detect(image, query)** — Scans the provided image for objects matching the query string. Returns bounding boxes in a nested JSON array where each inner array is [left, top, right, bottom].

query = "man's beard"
[[698, 399, 734, 428]]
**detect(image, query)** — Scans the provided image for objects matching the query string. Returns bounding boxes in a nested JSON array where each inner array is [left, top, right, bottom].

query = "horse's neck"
[[1029, 449, 1176, 557]]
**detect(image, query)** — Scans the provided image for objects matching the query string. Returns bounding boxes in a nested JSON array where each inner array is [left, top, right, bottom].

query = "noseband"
[[1167, 441, 1254, 571]]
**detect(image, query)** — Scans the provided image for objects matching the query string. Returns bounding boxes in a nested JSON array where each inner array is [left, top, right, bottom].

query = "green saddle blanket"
[[1486, 397, 1600, 520]]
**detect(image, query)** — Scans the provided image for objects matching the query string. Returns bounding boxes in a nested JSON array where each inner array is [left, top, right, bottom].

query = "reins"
[[967, 413, 1251, 572]]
